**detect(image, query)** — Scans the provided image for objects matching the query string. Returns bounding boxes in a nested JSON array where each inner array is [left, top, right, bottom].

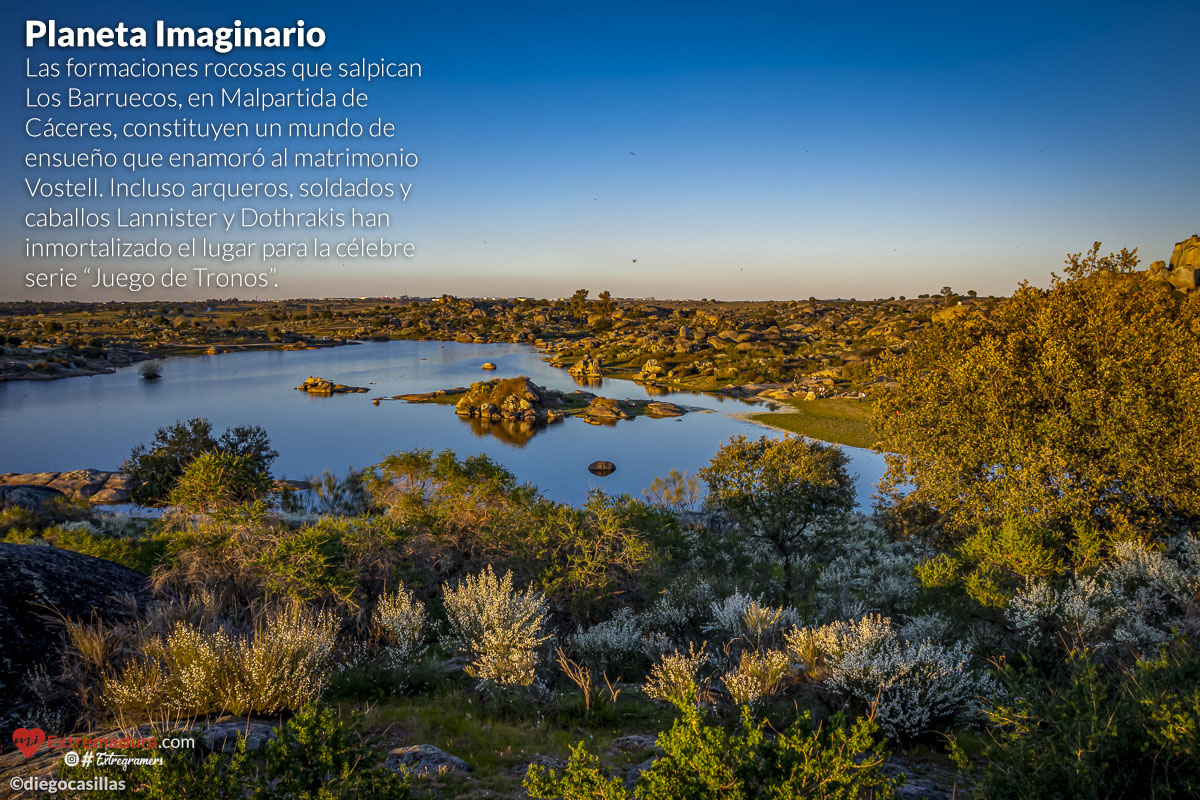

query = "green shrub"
[[976, 645, 1200, 799], [59, 705, 408, 799], [526, 703, 900, 800], [156, 515, 405, 614], [701, 435, 855, 598], [367, 449, 665, 616], [124, 417, 277, 505], [257, 704, 410, 800], [168, 451, 274, 515]]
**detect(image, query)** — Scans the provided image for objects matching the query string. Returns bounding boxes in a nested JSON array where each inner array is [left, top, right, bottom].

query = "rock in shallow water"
[[588, 460, 616, 476]]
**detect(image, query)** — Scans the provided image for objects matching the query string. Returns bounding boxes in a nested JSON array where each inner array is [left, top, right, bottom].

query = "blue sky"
[[3, 0, 1198, 300]]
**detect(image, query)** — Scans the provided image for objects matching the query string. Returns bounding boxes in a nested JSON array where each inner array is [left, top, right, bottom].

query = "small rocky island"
[[390, 375, 689, 441], [295, 376, 370, 395]]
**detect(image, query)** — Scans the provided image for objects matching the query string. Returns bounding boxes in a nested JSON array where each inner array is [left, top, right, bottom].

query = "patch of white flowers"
[[569, 607, 645, 675], [442, 566, 550, 690], [644, 643, 708, 708], [638, 579, 717, 661], [373, 583, 428, 671], [785, 614, 996, 740], [721, 648, 791, 707], [1007, 536, 1200, 655], [706, 591, 798, 649], [812, 520, 922, 623]]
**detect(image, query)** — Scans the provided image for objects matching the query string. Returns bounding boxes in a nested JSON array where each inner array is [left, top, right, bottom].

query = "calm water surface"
[[0, 341, 886, 507]]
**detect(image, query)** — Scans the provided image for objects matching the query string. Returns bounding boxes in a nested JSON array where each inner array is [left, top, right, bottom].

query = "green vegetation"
[[876, 244, 1200, 600], [58, 704, 410, 800], [701, 435, 855, 595], [167, 450, 275, 514], [974, 645, 1200, 799], [527, 701, 899, 800], [748, 398, 877, 449], [5, 243, 1200, 798], [123, 417, 277, 505]]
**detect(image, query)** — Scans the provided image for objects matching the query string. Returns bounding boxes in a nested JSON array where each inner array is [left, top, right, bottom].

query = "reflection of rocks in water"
[[571, 374, 604, 389], [643, 383, 671, 396], [462, 414, 548, 447]]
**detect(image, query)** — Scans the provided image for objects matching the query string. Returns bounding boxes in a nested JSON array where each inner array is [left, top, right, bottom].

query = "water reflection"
[[0, 340, 888, 508], [462, 415, 552, 447]]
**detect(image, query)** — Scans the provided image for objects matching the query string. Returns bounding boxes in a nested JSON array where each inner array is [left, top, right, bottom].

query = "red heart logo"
[[13, 728, 46, 758]]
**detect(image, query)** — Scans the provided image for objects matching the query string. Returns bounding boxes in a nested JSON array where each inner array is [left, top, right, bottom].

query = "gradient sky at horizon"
[[3, 0, 1198, 302]]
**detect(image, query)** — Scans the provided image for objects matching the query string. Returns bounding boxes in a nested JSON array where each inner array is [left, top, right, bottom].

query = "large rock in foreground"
[[0, 484, 65, 512], [0, 544, 152, 737]]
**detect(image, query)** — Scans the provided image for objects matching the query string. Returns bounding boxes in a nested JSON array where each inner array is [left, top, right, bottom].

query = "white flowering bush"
[[568, 607, 645, 676], [706, 592, 798, 653], [812, 521, 922, 623], [442, 566, 550, 690], [372, 584, 428, 670], [638, 579, 716, 661], [721, 648, 791, 707], [1007, 536, 1200, 655], [898, 613, 954, 647], [104, 603, 339, 720], [785, 614, 995, 739], [235, 603, 339, 714], [644, 643, 708, 709]]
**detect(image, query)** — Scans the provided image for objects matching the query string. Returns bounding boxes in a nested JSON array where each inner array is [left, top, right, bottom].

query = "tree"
[[123, 418, 278, 505], [874, 244, 1200, 572], [700, 435, 856, 597], [569, 289, 590, 321], [596, 290, 614, 318]]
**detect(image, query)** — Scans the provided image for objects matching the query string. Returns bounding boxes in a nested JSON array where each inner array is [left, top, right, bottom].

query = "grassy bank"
[[747, 398, 878, 449]]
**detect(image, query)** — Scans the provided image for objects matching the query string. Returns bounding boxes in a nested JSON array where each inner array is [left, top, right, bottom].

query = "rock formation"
[[295, 376, 369, 394], [1149, 234, 1200, 293], [454, 377, 565, 423], [0, 544, 152, 738], [0, 471, 131, 505], [568, 354, 604, 378]]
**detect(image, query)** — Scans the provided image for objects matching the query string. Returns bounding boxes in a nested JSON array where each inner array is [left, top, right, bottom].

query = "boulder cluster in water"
[[295, 376, 369, 395]]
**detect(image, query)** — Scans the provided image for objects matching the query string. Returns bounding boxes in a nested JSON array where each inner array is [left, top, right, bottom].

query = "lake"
[[0, 341, 886, 508]]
